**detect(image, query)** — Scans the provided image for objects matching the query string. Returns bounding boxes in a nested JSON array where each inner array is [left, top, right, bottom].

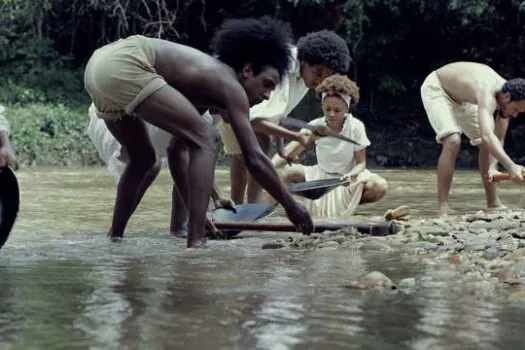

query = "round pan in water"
[[212, 203, 277, 238], [287, 178, 346, 200], [0, 166, 20, 249]]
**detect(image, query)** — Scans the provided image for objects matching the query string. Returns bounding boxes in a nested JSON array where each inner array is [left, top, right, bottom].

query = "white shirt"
[[86, 103, 215, 182], [309, 114, 371, 175], [249, 46, 309, 122]]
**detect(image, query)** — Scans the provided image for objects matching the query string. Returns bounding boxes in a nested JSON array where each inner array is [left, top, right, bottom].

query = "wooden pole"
[[490, 173, 512, 183], [214, 221, 402, 236]]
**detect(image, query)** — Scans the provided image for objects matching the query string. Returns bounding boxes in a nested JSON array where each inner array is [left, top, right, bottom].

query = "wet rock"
[[339, 240, 358, 249], [464, 241, 488, 252], [415, 225, 451, 236], [398, 277, 416, 289], [513, 261, 525, 279], [262, 242, 284, 250], [465, 211, 503, 223], [468, 227, 489, 235], [358, 241, 393, 252], [316, 241, 340, 249], [503, 247, 525, 261], [509, 291, 525, 302], [326, 235, 348, 244], [496, 237, 520, 253], [405, 241, 439, 250], [511, 230, 525, 239], [258, 209, 525, 298], [486, 219, 521, 231], [483, 247, 503, 260], [345, 271, 395, 291], [485, 259, 514, 270], [468, 220, 489, 230]]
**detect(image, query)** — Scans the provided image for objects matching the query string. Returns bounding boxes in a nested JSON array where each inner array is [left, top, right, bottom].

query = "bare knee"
[[188, 127, 216, 154], [441, 133, 461, 154], [363, 177, 388, 203], [167, 136, 189, 158], [127, 146, 157, 174], [373, 177, 388, 200]]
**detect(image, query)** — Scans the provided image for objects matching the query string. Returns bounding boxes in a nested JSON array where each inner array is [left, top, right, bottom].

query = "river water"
[[1, 167, 524, 349]]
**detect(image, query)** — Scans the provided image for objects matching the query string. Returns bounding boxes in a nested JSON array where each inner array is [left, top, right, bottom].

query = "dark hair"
[[316, 74, 360, 104], [210, 17, 294, 79], [297, 30, 351, 74], [502, 78, 525, 101]]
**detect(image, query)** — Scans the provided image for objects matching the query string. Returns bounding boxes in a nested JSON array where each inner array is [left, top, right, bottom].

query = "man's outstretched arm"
[[225, 89, 314, 234]]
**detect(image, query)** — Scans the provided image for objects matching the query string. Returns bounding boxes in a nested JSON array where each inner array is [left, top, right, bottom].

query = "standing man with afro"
[[83, 17, 314, 248], [217, 29, 352, 204]]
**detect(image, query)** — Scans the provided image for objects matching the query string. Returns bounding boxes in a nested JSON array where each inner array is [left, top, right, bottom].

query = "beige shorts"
[[217, 120, 242, 155], [421, 71, 482, 146], [84, 35, 167, 121]]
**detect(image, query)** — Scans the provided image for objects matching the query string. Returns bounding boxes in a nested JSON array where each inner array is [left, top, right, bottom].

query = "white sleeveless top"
[[308, 114, 371, 175]]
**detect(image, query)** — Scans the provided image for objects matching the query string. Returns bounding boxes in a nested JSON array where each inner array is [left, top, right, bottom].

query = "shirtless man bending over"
[[421, 62, 525, 217], [83, 17, 314, 247]]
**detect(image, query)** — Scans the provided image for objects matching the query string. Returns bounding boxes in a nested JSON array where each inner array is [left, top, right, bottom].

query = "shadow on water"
[[0, 166, 525, 349]]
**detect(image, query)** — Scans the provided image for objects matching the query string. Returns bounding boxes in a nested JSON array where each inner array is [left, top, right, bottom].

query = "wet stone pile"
[[262, 210, 525, 297]]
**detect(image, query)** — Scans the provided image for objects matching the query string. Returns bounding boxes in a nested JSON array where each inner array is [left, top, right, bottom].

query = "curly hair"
[[315, 74, 360, 104], [210, 17, 293, 80], [502, 78, 525, 101], [297, 30, 351, 74]]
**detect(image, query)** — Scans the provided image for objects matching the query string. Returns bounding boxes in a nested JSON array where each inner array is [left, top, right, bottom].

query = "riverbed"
[[1, 167, 525, 349]]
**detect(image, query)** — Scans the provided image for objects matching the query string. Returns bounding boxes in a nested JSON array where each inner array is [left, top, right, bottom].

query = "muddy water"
[[1, 167, 525, 349]]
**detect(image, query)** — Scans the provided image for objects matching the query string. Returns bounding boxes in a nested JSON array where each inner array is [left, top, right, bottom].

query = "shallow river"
[[1, 167, 524, 349]]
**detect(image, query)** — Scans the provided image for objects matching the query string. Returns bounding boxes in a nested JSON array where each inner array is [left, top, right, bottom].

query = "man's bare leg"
[[166, 137, 190, 236], [104, 119, 160, 240], [134, 86, 216, 248], [246, 133, 271, 203], [436, 133, 461, 217], [230, 155, 247, 204], [478, 144, 504, 209]]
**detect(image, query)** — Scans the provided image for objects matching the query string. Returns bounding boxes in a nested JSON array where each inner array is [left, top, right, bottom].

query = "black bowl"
[[287, 178, 345, 200], [0, 166, 20, 249]]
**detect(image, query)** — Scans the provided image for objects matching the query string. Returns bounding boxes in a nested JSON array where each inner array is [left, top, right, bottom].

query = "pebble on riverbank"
[[261, 209, 525, 298]]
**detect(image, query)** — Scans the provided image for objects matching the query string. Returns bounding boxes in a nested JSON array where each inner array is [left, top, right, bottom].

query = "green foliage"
[[0, 35, 87, 106], [6, 104, 101, 166], [2, 0, 525, 167]]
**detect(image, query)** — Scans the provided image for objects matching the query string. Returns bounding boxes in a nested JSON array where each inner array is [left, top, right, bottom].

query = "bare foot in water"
[[437, 202, 450, 218], [107, 229, 123, 242], [486, 203, 508, 212], [171, 219, 189, 238]]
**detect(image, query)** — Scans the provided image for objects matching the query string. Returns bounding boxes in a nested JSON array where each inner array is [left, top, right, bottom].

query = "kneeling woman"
[[271, 74, 388, 217]]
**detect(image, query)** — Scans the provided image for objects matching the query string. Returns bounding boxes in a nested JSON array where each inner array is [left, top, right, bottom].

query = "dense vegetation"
[[2, 0, 525, 167]]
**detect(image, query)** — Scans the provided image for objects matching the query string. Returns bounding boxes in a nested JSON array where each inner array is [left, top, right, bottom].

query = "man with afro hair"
[[217, 29, 351, 205], [420, 61, 525, 217], [83, 16, 314, 248]]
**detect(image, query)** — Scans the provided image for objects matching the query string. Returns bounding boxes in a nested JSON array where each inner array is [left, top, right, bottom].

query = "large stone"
[[486, 219, 521, 231], [415, 225, 451, 236]]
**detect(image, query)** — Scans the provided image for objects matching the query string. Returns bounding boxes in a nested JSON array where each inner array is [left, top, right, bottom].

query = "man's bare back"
[[436, 62, 506, 105], [422, 61, 525, 218], [153, 40, 243, 112]]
